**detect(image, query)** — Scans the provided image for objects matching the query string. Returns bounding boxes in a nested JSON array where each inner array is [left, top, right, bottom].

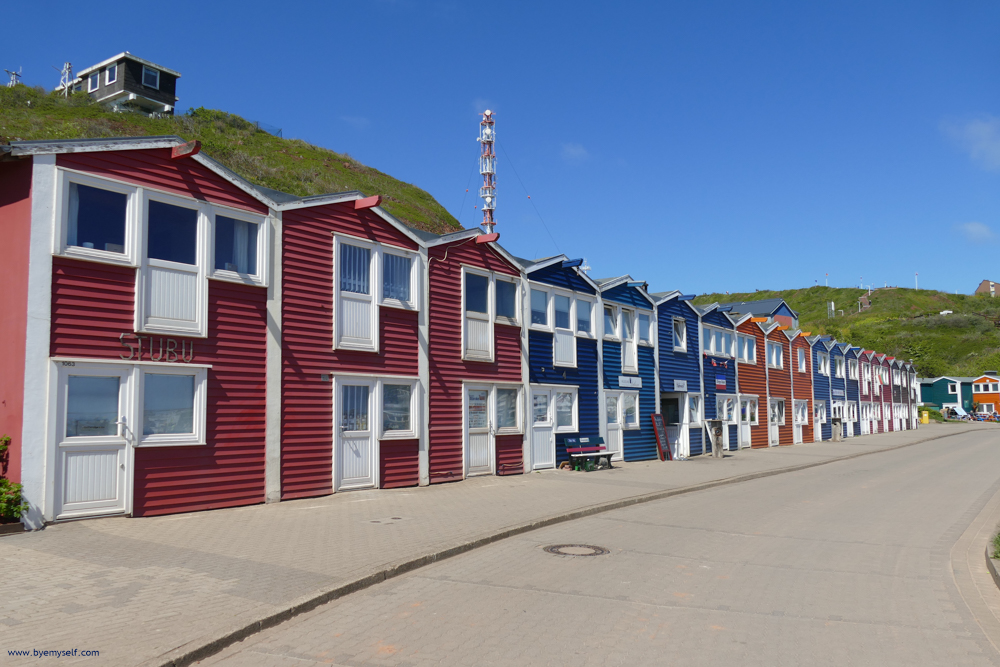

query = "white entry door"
[[531, 389, 555, 469], [605, 394, 623, 458], [768, 399, 783, 446], [56, 367, 132, 520], [337, 380, 376, 489], [466, 386, 493, 476], [739, 398, 755, 448]]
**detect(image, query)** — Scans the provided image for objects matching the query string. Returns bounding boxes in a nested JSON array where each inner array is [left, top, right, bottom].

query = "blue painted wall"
[[700, 309, 737, 454], [812, 341, 832, 440], [528, 262, 597, 295], [656, 297, 701, 392], [830, 344, 846, 438], [845, 347, 861, 436], [529, 332, 600, 463], [603, 282, 654, 310]]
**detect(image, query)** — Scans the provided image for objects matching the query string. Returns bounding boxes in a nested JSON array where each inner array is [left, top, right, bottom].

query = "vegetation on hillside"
[[0, 86, 461, 234], [694, 286, 1000, 378]]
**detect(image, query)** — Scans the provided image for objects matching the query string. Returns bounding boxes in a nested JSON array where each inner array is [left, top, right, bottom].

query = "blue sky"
[[7, 1, 1000, 295]]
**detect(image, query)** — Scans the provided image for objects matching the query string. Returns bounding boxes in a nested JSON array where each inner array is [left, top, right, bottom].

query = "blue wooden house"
[[809, 336, 833, 440], [651, 290, 703, 459], [844, 345, 862, 437], [596, 276, 658, 461], [829, 341, 847, 438], [517, 255, 603, 469], [697, 303, 739, 453]]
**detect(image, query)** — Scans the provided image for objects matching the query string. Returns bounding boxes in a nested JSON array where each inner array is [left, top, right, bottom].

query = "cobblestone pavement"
[[0, 424, 989, 665], [204, 427, 1000, 667]]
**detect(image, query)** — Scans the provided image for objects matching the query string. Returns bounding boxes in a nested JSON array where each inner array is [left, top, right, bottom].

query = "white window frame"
[[769, 398, 786, 426], [620, 390, 641, 430], [462, 266, 520, 362], [767, 341, 783, 369], [55, 170, 141, 267], [835, 357, 845, 379], [529, 287, 551, 331], [575, 297, 595, 338], [603, 305, 620, 340], [797, 348, 807, 373], [138, 364, 209, 447], [793, 399, 809, 426], [105, 64, 118, 85], [209, 205, 270, 287], [495, 275, 520, 326], [636, 309, 655, 347], [702, 324, 734, 358], [548, 385, 579, 434], [88, 72, 100, 92], [620, 307, 639, 374], [817, 351, 830, 376], [743, 397, 760, 426], [948, 382, 959, 395], [689, 393, 703, 425], [737, 334, 756, 363], [552, 290, 577, 368], [142, 65, 160, 89], [377, 376, 420, 440], [848, 359, 858, 380], [672, 317, 687, 352], [494, 384, 525, 435], [57, 363, 133, 446], [716, 393, 737, 423], [814, 401, 827, 424]]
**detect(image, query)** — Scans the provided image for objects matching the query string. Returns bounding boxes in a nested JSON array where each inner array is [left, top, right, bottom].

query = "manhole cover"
[[543, 544, 609, 557]]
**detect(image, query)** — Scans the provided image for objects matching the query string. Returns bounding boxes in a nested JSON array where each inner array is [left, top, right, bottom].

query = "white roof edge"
[[77, 52, 182, 78], [424, 229, 481, 247], [9, 136, 184, 155]]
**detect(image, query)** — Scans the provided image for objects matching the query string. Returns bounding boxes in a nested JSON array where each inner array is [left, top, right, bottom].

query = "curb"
[[986, 545, 1000, 593], [157, 426, 992, 667]]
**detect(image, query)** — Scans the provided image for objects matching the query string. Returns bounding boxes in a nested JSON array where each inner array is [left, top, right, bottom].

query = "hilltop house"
[[975, 280, 1000, 297], [59, 52, 180, 115]]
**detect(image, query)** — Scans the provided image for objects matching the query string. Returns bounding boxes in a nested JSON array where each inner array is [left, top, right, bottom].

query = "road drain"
[[543, 544, 610, 557]]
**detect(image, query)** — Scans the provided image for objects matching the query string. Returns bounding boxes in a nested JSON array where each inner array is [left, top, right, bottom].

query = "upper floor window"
[[817, 352, 830, 376], [495, 279, 518, 323], [798, 348, 807, 373], [702, 325, 733, 357], [621, 308, 638, 374], [463, 268, 519, 361], [142, 66, 160, 89], [87, 72, 99, 92], [637, 312, 652, 345], [576, 298, 592, 335], [554, 295, 571, 330], [105, 64, 117, 85], [531, 289, 548, 326], [848, 359, 858, 380], [603, 305, 618, 339], [767, 341, 783, 369], [737, 334, 755, 363], [835, 357, 845, 378], [672, 318, 687, 352]]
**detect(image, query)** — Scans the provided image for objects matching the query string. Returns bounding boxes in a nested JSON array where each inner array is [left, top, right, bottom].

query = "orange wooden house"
[[971, 373, 1000, 415]]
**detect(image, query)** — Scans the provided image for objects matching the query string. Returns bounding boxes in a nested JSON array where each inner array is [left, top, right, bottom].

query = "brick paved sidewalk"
[[0, 424, 985, 666]]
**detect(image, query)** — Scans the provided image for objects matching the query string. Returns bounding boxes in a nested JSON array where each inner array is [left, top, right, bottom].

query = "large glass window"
[[496, 388, 519, 429], [638, 313, 651, 343], [689, 395, 702, 424], [495, 280, 517, 320], [554, 295, 571, 329], [142, 66, 160, 88], [382, 384, 411, 432], [606, 395, 619, 424], [68, 183, 127, 254], [531, 290, 548, 325], [339, 244, 371, 294], [66, 376, 119, 437], [556, 392, 574, 428], [88, 72, 99, 92], [143, 374, 195, 435], [577, 300, 592, 334], [148, 200, 198, 265], [623, 394, 638, 427], [382, 254, 411, 302], [215, 215, 259, 274], [341, 385, 370, 431], [465, 273, 489, 313]]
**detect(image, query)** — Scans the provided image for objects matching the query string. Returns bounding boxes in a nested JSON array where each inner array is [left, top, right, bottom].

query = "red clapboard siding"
[[791, 335, 814, 442], [57, 149, 268, 214], [427, 239, 522, 483], [736, 321, 768, 449], [280, 203, 419, 500], [380, 439, 419, 489], [495, 434, 523, 475], [882, 357, 893, 432], [766, 330, 793, 445], [50, 258, 268, 516]]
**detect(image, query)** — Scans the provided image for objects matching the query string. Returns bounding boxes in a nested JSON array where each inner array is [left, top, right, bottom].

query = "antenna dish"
[[484, 109, 492, 116]]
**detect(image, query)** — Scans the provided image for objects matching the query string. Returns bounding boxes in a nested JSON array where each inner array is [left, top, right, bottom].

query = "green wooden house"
[[918, 376, 974, 413]]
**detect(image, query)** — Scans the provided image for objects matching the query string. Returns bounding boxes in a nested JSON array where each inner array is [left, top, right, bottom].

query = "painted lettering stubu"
[[119, 333, 194, 362]]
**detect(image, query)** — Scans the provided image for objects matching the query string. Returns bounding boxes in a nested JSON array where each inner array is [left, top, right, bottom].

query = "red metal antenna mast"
[[479, 110, 496, 234]]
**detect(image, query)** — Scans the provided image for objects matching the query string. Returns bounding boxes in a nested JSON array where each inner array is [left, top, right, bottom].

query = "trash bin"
[[831, 417, 843, 442], [707, 419, 725, 458], [921, 411, 929, 425]]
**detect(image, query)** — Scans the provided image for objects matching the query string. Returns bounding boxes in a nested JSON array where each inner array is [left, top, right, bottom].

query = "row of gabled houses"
[[0, 136, 918, 528]]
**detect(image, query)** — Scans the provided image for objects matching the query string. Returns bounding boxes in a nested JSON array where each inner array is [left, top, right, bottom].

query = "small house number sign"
[[119, 333, 195, 362]]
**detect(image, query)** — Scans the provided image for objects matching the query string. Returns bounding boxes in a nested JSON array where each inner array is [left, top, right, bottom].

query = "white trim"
[[87, 72, 100, 92], [419, 244, 431, 485], [22, 155, 57, 528], [461, 265, 497, 363], [265, 208, 283, 501], [105, 64, 118, 86], [74, 52, 182, 79], [52, 357, 212, 369], [142, 65, 161, 90], [208, 206, 271, 287], [54, 169, 140, 267], [136, 365, 208, 447]]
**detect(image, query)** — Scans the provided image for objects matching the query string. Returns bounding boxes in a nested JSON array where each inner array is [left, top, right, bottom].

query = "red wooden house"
[[790, 332, 814, 444], [425, 230, 527, 481], [858, 350, 876, 435], [1, 137, 277, 528], [735, 316, 768, 449], [764, 324, 793, 446]]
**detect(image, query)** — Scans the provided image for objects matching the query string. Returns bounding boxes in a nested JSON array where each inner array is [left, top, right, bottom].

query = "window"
[[793, 400, 808, 425], [716, 395, 736, 422], [672, 318, 687, 352], [835, 357, 845, 378], [531, 289, 548, 326], [66, 375, 120, 437], [994, 383, 1000, 393], [382, 254, 411, 302], [769, 399, 785, 426], [767, 341, 783, 369], [67, 181, 128, 256], [817, 352, 830, 376], [382, 384, 412, 432], [849, 360, 858, 380], [622, 393, 639, 429], [948, 383, 958, 395], [848, 403, 858, 421], [702, 325, 733, 357], [604, 306, 618, 339], [88, 72, 99, 92], [577, 299, 592, 335], [533, 393, 549, 424], [496, 388, 520, 430], [138, 366, 208, 446], [554, 295, 571, 330], [142, 66, 160, 89], [214, 214, 259, 276], [814, 401, 827, 424], [554, 389, 578, 431], [105, 64, 117, 85], [606, 395, 619, 424], [621, 309, 638, 374], [148, 200, 198, 265], [495, 279, 518, 322], [689, 394, 702, 424], [638, 313, 652, 344], [798, 348, 807, 373], [462, 270, 519, 361], [741, 398, 759, 425], [737, 334, 755, 363]]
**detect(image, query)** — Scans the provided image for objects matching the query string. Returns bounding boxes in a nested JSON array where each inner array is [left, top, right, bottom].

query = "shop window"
[[496, 387, 520, 430], [138, 367, 207, 446], [382, 384, 412, 433], [770, 399, 785, 426], [673, 318, 687, 352], [555, 391, 576, 430], [716, 395, 736, 422], [793, 400, 808, 425], [689, 394, 703, 425], [814, 401, 827, 424]]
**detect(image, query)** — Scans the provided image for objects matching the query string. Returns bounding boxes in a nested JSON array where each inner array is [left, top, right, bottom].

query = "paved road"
[[205, 430, 1000, 667]]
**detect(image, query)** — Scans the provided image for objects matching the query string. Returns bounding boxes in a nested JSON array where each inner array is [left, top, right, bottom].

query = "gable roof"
[[717, 298, 799, 318]]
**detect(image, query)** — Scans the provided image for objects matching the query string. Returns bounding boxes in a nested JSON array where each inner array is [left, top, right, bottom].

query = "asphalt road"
[[205, 431, 1000, 666]]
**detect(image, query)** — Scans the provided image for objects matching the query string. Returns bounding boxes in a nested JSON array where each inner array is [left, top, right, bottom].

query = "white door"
[[768, 399, 782, 446], [56, 367, 132, 519], [337, 380, 376, 489], [466, 386, 493, 476], [661, 394, 683, 459], [792, 400, 803, 444], [605, 393, 623, 458], [739, 398, 754, 448], [531, 389, 555, 469]]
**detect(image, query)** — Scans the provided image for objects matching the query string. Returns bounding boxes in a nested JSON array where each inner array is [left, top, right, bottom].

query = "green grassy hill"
[[693, 287, 1000, 378], [0, 87, 461, 234]]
